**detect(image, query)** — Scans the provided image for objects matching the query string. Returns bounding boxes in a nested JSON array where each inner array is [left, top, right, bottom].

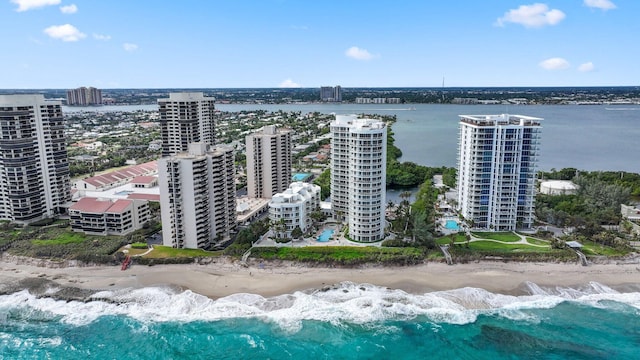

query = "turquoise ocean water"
[[2, 281, 639, 359]]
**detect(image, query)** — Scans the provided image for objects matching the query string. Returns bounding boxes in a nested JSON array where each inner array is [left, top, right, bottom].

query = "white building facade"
[[457, 114, 542, 231], [330, 115, 387, 242], [158, 92, 216, 157], [159, 143, 237, 249], [0, 95, 71, 224], [268, 182, 321, 238], [246, 125, 292, 199]]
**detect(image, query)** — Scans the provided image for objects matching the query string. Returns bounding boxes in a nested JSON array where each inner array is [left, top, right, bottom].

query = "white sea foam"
[[1, 281, 639, 329]]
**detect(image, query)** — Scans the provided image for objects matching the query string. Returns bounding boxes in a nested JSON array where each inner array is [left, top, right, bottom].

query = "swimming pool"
[[444, 220, 460, 230], [317, 229, 334, 242], [292, 173, 310, 181]]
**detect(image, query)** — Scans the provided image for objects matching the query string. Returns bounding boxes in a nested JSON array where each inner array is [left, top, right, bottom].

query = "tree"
[[291, 226, 303, 240]]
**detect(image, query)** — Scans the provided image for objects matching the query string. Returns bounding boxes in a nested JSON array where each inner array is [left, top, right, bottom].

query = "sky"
[[1, 0, 638, 88]]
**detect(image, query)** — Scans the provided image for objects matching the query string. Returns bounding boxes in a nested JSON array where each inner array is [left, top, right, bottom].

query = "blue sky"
[[1, 0, 637, 88]]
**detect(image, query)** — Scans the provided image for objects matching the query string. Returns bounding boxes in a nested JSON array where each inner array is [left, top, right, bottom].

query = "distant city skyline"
[[1, 0, 637, 88]]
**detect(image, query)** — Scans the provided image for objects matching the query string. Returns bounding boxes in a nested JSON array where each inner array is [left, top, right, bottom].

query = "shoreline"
[[2, 255, 640, 300]]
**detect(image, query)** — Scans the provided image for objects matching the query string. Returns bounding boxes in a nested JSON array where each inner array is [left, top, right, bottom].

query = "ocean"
[[42, 103, 640, 358], [1, 281, 639, 359]]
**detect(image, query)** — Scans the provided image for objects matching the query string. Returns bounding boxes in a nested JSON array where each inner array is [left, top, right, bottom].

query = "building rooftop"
[[459, 114, 542, 127]]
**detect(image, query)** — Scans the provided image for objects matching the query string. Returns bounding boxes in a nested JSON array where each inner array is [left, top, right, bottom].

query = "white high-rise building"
[[159, 143, 237, 249], [158, 92, 216, 157], [330, 115, 386, 242], [268, 182, 321, 238], [457, 114, 542, 231], [245, 125, 292, 199], [0, 95, 71, 224]]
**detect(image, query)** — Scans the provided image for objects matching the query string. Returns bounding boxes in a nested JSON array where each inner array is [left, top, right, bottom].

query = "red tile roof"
[[80, 161, 158, 189], [105, 199, 132, 214], [127, 193, 160, 201], [69, 197, 113, 213], [131, 176, 157, 184]]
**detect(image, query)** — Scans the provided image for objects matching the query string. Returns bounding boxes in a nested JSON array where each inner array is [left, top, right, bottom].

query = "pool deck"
[[254, 223, 381, 248]]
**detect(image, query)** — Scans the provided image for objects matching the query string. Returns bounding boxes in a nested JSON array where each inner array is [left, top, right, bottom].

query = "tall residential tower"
[[0, 95, 71, 224], [330, 115, 386, 242], [158, 92, 216, 157], [159, 143, 237, 249], [245, 125, 292, 199], [456, 114, 542, 231]]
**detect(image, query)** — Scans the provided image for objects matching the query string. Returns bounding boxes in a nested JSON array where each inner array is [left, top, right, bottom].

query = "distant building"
[[269, 182, 321, 238], [159, 143, 237, 249], [330, 115, 387, 242], [0, 95, 71, 224], [539, 180, 578, 195], [75, 161, 157, 191], [320, 86, 342, 102], [69, 197, 149, 236], [246, 125, 293, 199], [457, 114, 542, 231], [158, 92, 216, 157], [66, 87, 102, 106]]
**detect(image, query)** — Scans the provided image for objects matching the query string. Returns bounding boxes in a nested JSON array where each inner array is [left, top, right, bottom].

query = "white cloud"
[[123, 43, 139, 52], [60, 4, 77, 14], [496, 3, 565, 28], [584, 0, 616, 10], [93, 33, 111, 41], [279, 79, 301, 88], [43, 24, 86, 42], [11, 0, 60, 12], [578, 62, 595, 72], [539, 57, 570, 70], [345, 46, 375, 60]]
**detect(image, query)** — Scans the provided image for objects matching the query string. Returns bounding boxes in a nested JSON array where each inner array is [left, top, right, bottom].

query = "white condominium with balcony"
[[0, 95, 71, 224], [159, 143, 237, 249], [246, 125, 292, 199], [268, 182, 321, 238], [158, 92, 216, 157], [330, 115, 387, 242], [457, 114, 542, 231]]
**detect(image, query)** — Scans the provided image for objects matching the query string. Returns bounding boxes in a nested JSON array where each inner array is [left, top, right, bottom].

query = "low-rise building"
[[269, 182, 321, 237], [69, 197, 150, 236]]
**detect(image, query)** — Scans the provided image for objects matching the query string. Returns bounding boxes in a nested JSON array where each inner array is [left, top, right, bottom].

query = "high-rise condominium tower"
[[245, 125, 292, 199], [66, 87, 102, 106], [330, 115, 386, 242], [320, 86, 342, 102], [0, 95, 71, 223], [158, 92, 216, 157], [159, 143, 237, 249], [457, 114, 542, 231]]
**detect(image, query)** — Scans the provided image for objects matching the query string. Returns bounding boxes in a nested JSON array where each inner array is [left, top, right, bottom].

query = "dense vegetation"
[[250, 246, 425, 266], [313, 169, 331, 200], [537, 173, 631, 227]]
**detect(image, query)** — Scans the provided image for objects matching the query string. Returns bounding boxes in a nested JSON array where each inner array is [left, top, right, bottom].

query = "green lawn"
[[525, 237, 550, 246], [436, 233, 468, 245], [31, 232, 86, 245], [471, 232, 521, 242], [467, 240, 553, 252], [143, 245, 221, 259], [580, 241, 630, 257]]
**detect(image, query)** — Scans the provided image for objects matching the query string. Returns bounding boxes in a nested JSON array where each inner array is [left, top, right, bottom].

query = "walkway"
[[449, 231, 551, 248]]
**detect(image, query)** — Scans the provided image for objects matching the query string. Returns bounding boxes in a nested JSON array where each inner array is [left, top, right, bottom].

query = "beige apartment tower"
[[158, 92, 216, 157], [246, 125, 293, 199], [0, 95, 71, 224], [159, 143, 237, 249]]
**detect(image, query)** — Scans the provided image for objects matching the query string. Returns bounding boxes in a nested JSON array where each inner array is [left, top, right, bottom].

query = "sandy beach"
[[1, 254, 640, 299]]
